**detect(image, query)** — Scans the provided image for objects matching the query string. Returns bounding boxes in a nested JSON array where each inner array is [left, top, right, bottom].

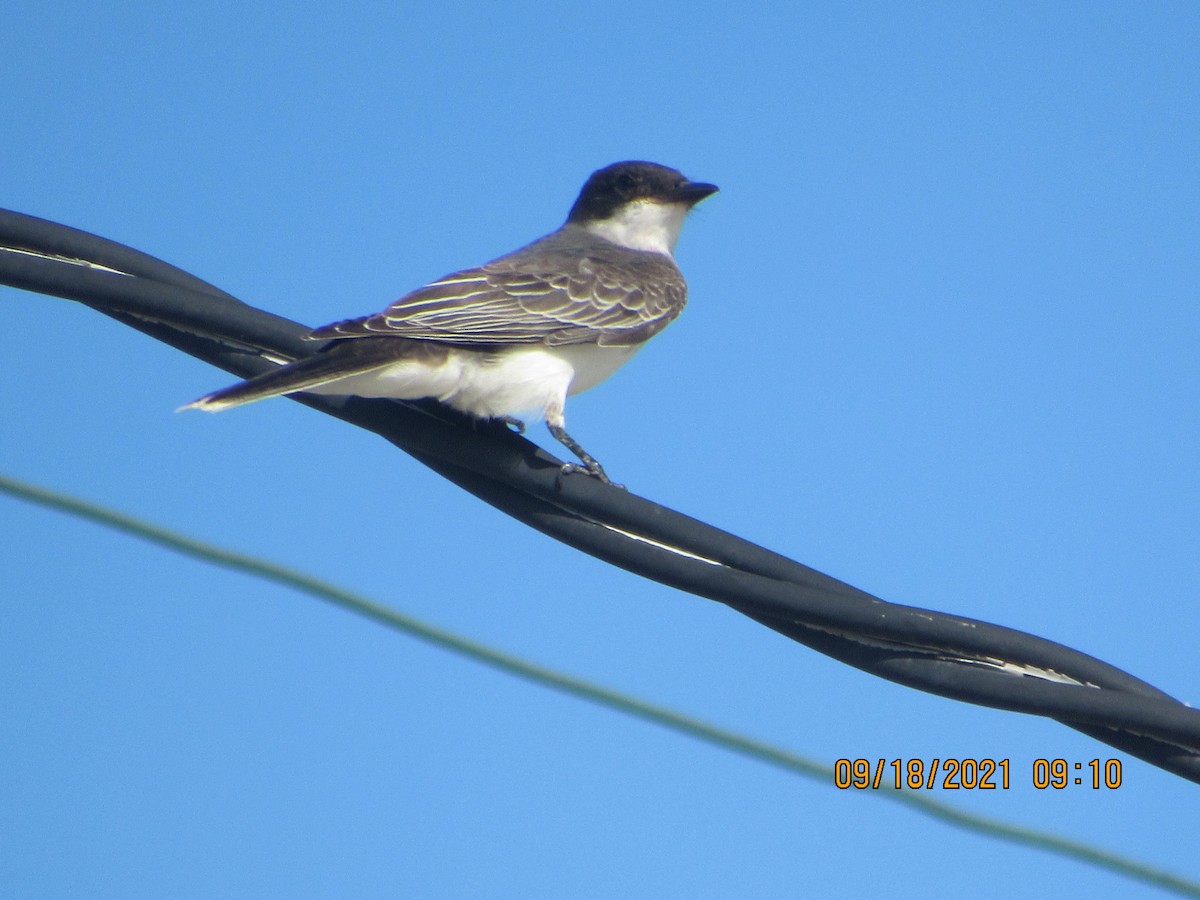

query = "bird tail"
[[180, 337, 413, 412]]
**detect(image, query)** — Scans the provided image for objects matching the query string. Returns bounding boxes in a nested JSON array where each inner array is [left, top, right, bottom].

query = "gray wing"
[[309, 227, 688, 347]]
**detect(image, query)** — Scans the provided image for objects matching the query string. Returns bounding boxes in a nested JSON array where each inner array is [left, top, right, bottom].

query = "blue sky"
[[3, 3, 1198, 897]]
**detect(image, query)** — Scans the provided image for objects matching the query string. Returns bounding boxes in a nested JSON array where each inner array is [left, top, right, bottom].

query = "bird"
[[183, 160, 718, 485]]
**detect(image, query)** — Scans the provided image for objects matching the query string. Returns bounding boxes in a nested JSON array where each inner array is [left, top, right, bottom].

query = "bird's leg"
[[547, 422, 615, 486]]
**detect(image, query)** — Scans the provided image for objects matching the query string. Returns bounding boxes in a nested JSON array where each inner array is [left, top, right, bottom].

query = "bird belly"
[[308, 342, 641, 422], [444, 343, 642, 420], [558, 343, 643, 395]]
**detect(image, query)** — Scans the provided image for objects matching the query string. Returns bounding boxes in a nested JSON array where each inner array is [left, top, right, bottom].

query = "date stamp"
[[833, 758, 1123, 790]]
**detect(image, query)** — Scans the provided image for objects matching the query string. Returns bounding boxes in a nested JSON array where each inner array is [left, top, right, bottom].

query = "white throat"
[[582, 199, 688, 256]]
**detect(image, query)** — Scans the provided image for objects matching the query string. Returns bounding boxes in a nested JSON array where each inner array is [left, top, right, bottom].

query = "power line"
[[3, 207, 1199, 785]]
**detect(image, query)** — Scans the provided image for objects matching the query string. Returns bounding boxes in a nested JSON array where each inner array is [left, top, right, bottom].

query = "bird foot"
[[557, 461, 623, 490], [546, 422, 622, 488]]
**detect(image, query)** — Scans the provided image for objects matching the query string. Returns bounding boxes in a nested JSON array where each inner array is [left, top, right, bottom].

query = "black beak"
[[674, 180, 719, 206]]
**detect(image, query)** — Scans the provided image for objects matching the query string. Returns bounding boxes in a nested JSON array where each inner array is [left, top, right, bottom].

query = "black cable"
[[4, 207, 1198, 784]]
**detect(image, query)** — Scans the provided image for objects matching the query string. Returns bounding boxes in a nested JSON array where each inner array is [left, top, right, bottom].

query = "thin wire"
[[2, 471, 1198, 899]]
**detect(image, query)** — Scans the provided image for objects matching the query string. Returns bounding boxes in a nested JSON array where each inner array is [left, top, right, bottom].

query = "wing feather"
[[309, 227, 687, 347]]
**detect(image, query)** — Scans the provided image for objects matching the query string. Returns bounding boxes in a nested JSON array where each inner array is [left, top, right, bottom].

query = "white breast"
[[444, 343, 641, 420], [558, 343, 643, 394], [309, 342, 643, 423]]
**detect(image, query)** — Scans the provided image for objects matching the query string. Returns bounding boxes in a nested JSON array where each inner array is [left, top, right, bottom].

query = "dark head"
[[565, 161, 718, 256]]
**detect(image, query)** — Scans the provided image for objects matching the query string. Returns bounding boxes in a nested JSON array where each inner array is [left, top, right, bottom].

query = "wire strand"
[[2, 471, 1197, 899]]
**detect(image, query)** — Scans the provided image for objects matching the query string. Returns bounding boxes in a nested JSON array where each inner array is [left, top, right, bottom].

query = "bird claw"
[[497, 415, 526, 434], [545, 422, 622, 488], [558, 461, 623, 490]]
